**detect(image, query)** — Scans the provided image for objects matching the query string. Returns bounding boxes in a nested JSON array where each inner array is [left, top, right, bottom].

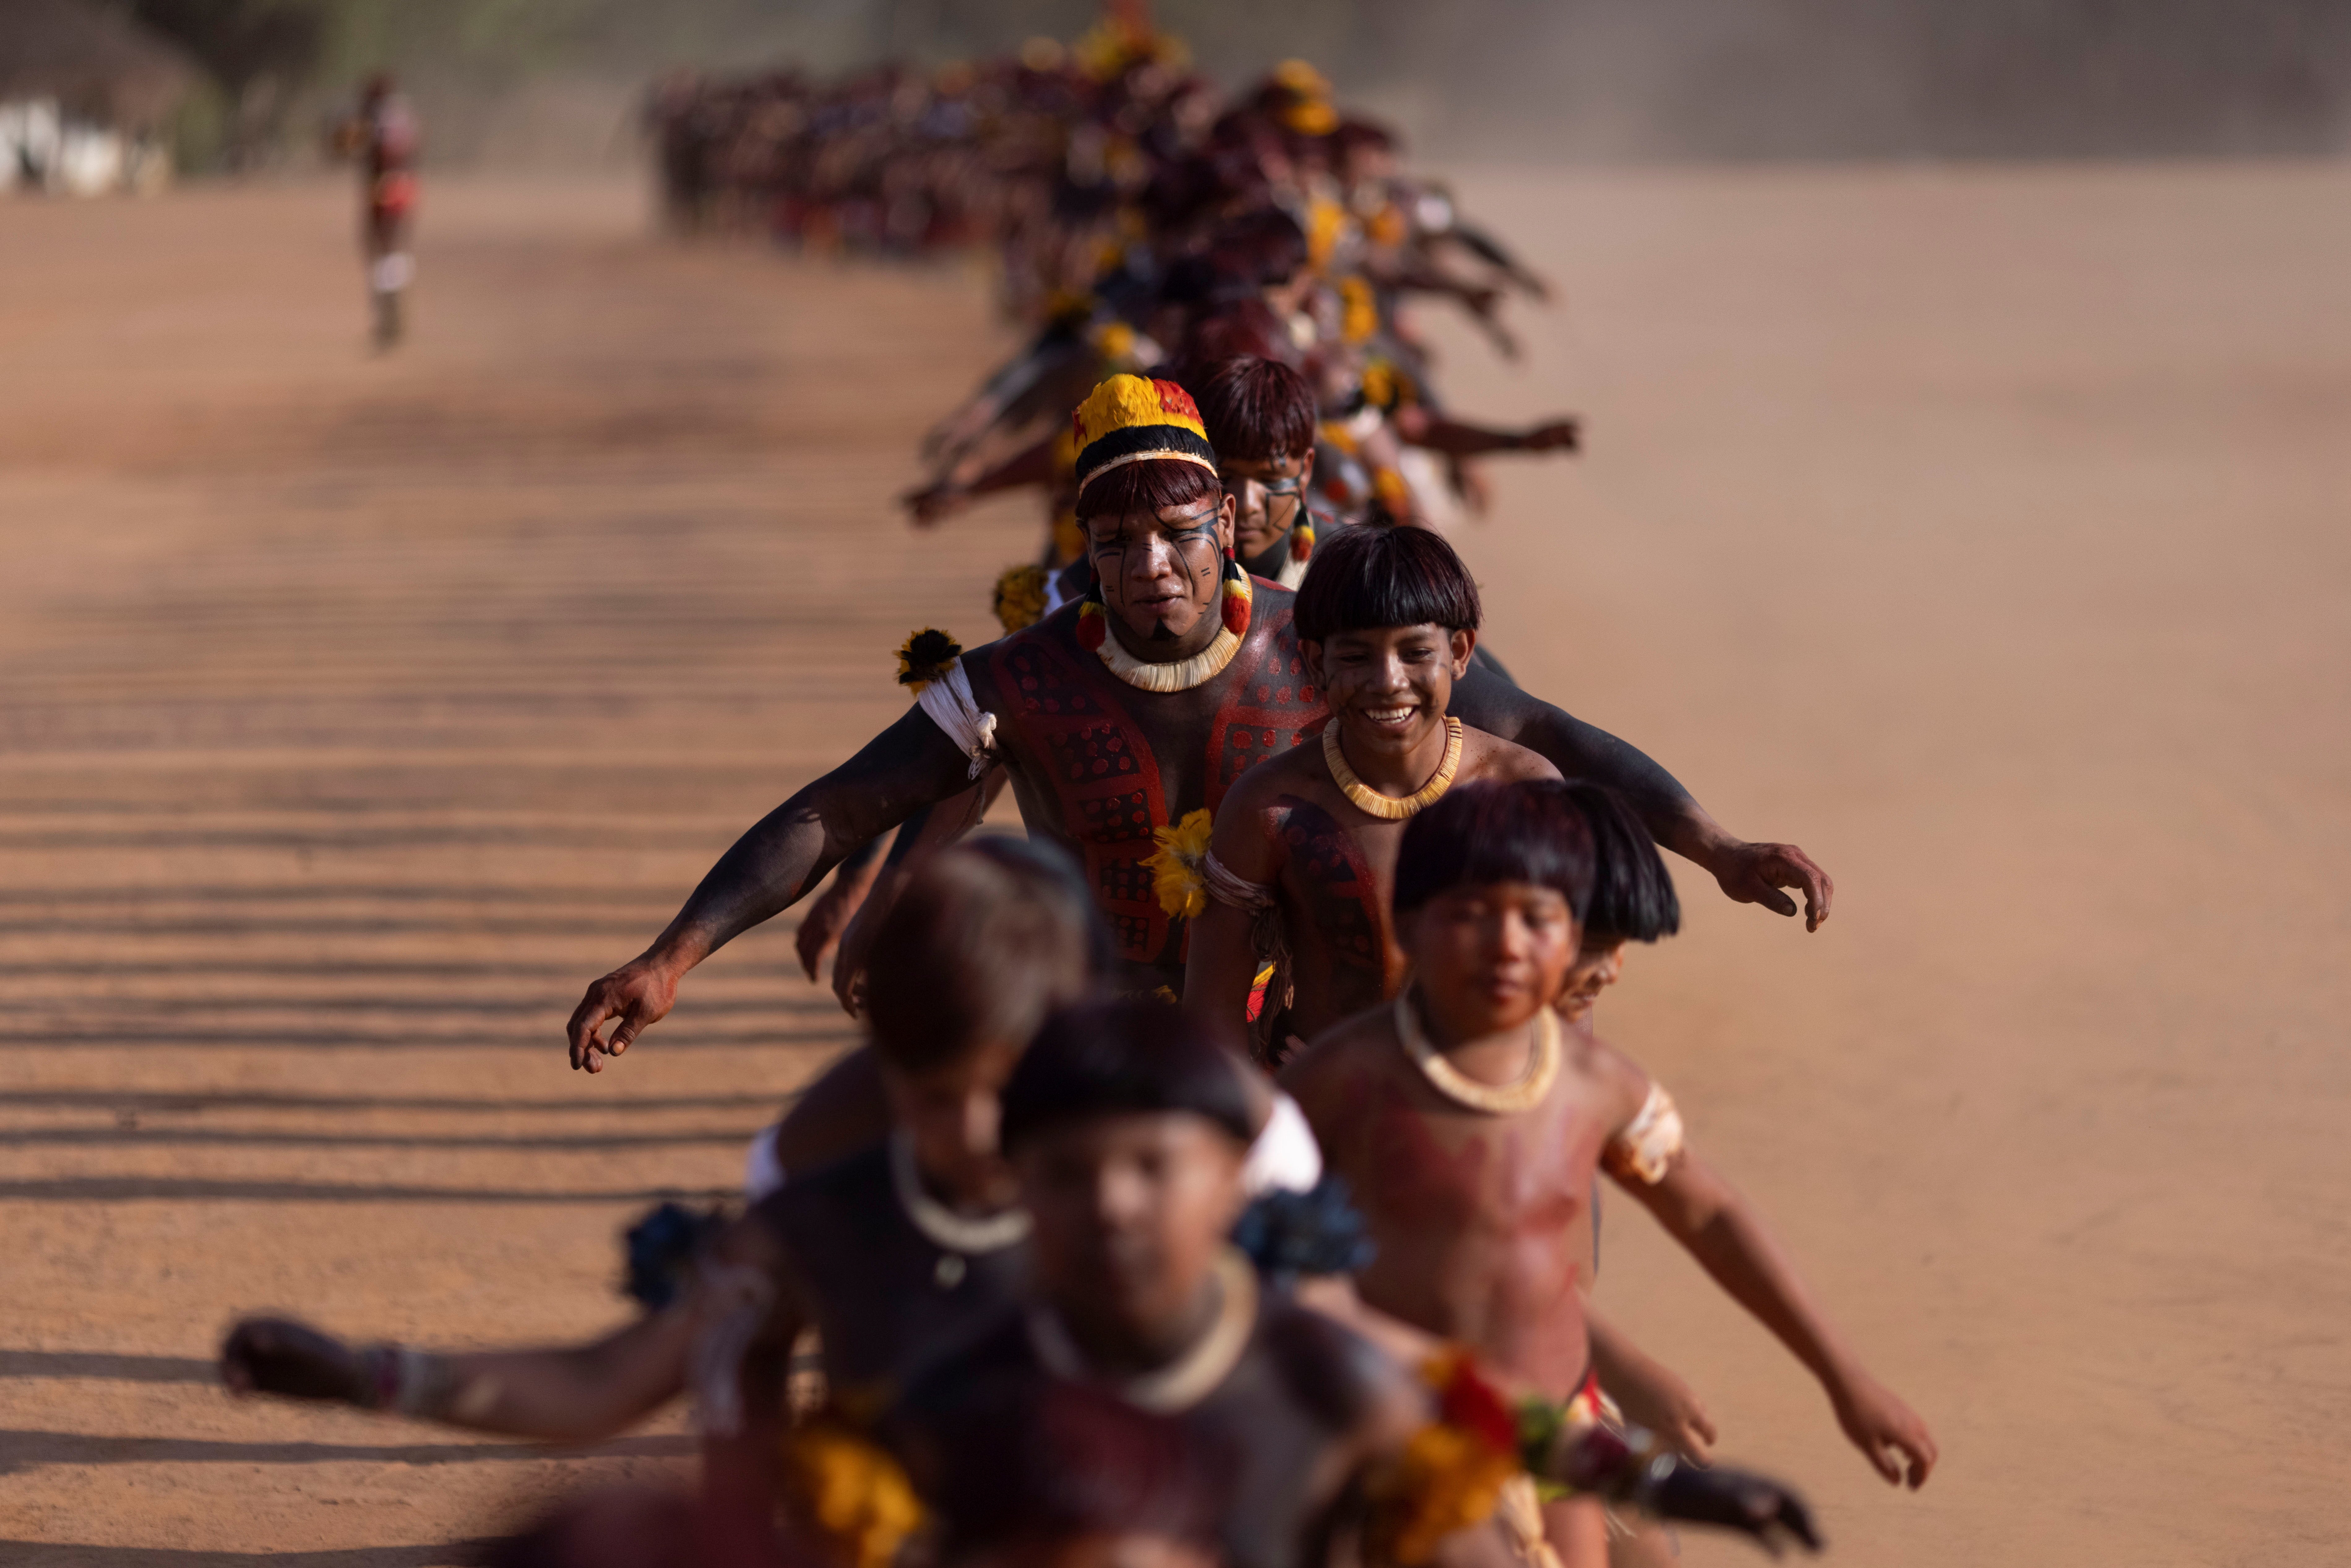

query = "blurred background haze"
[[7, 0, 2350, 182]]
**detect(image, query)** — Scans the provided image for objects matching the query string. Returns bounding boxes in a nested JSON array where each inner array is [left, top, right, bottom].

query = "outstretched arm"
[[1447, 661, 1833, 929], [223, 1217, 806, 1445], [221, 1309, 698, 1444], [903, 430, 1060, 526], [1393, 405, 1579, 459], [568, 706, 979, 1070], [1621, 1147, 1935, 1488], [1586, 1302, 1715, 1462]]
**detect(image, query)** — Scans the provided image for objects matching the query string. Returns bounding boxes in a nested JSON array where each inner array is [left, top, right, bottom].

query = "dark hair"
[[865, 844, 1098, 1075], [1562, 781, 1681, 943], [1000, 1001, 1255, 1151], [1392, 780, 1596, 922], [963, 835, 1118, 979], [1210, 205, 1308, 288], [927, 1378, 1230, 1561], [1182, 355, 1318, 463], [1178, 299, 1303, 369], [1293, 523, 1482, 642], [1073, 455, 1221, 523]]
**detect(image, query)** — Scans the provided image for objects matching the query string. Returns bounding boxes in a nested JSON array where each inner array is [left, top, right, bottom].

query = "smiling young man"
[[1184, 524, 1552, 1054], [568, 373, 1828, 1068], [1283, 780, 1935, 1568]]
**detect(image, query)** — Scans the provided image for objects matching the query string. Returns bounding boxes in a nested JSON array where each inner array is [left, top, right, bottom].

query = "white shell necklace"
[[889, 1131, 1030, 1288], [1393, 989, 1561, 1115], [1026, 1247, 1257, 1413]]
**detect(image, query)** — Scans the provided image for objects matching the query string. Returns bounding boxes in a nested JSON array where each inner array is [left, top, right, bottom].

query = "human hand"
[[1517, 419, 1580, 454], [1710, 840, 1833, 931], [1831, 1375, 1936, 1488], [567, 956, 682, 1073], [221, 1317, 368, 1405], [830, 897, 879, 1018], [902, 482, 967, 527], [1606, 1359, 1718, 1463], [1647, 1456, 1821, 1554], [794, 879, 861, 982]]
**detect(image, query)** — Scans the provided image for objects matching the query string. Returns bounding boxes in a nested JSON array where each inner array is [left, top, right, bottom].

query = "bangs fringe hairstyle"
[[1000, 1000, 1256, 1152], [1294, 523, 1482, 642], [1562, 780, 1681, 943], [1181, 355, 1319, 463], [864, 841, 1100, 1075], [1392, 779, 1596, 923], [921, 1379, 1231, 1561], [1072, 455, 1222, 523]]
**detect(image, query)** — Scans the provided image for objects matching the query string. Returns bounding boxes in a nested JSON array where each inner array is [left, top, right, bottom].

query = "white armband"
[[915, 660, 998, 779], [742, 1123, 785, 1203], [1602, 1083, 1685, 1186], [1242, 1089, 1323, 1196]]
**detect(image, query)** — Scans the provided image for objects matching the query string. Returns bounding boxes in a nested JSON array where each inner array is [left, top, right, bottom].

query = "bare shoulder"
[[1457, 723, 1560, 783], [1281, 1001, 1399, 1109], [1229, 736, 1326, 808], [1576, 1026, 1660, 1130], [1262, 1294, 1420, 1437], [772, 1046, 890, 1175]]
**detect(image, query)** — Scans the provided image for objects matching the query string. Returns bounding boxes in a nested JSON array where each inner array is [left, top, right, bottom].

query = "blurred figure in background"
[[332, 73, 419, 349]]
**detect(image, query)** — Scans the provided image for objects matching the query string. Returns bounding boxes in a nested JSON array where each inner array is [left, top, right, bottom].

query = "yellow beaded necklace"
[[1323, 716, 1463, 821]]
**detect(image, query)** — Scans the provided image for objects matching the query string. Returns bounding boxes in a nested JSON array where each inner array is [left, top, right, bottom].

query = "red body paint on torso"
[[970, 589, 1325, 974], [1318, 1049, 1613, 1396]]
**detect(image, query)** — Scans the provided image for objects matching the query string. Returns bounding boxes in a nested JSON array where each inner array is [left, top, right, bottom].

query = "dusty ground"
[[0, 162, 2345, 1565]]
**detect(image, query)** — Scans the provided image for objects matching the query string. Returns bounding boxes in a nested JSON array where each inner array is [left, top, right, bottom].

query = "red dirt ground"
[[1, 163, 2345, 1566]]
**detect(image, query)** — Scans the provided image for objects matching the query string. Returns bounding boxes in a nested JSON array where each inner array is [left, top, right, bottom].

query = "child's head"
[[926, 1379, 1229, 1568], [1393, 780, 1595, 1036], [1554, 782, 1680, 1018], [866, 840, 1103, 1206], [1001, 1002, 1255, 1350], [1294, 525, 1481, 757], [1182, 355, 1319, 564]]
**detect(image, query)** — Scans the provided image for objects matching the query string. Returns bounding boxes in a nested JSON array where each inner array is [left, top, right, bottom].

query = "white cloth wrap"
[[742, 1122, 785, 1202], [915, 660, 998, 779], [1605, 1082, 1685, 1186], [1242, 1089, 1323, 1196], [688, 1257, 777, 1437]]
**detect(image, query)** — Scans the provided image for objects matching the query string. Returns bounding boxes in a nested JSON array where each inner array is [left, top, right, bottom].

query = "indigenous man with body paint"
[[889, 1000, 1821, 1568], [1283, 781, 1935, 1568], [568, 374, 1830, 1070]]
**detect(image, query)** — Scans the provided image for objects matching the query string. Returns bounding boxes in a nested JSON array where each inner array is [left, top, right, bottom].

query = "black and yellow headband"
[[1072, 375, 1220, 498]]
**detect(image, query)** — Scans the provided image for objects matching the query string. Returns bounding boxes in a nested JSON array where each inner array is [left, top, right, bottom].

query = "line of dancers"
[[224, 12, 1934, 1568]]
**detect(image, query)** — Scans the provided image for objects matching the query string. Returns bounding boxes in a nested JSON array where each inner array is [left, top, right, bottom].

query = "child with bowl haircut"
[[1282, 780, 1935, 1568]]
